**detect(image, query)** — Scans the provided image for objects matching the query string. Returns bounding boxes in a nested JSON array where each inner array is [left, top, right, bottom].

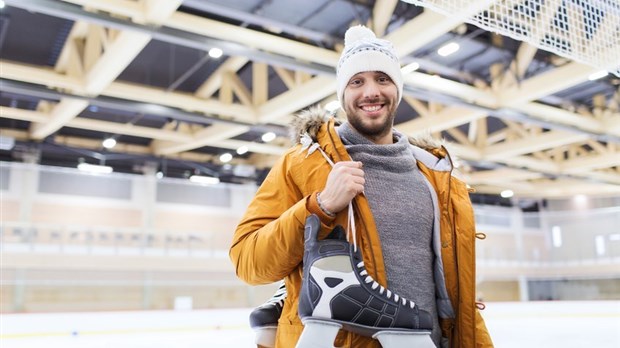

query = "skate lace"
[[266, 280, 287, 306], [356, 261, 416, 309], [313, 142, 358, 253]]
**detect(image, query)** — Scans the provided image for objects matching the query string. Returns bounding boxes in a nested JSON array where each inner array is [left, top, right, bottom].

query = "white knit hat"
[[336, 25, 403, 107]]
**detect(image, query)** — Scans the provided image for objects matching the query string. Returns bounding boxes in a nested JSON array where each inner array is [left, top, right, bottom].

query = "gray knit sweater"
[[337, 122, 440, 347]]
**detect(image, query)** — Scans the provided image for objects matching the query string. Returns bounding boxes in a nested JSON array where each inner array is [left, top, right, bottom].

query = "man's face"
[[342, 71, 399, 144]]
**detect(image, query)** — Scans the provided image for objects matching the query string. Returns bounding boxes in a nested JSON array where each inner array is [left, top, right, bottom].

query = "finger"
[[334, 161, 363, 169]]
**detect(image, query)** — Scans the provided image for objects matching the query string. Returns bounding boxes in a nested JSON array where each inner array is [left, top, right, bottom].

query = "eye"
[[349, 78, 362, 86], [377, 75, 391, 84]]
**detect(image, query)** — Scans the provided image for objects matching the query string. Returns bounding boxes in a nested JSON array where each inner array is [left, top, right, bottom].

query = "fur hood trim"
[[290, 106, 446, 152]]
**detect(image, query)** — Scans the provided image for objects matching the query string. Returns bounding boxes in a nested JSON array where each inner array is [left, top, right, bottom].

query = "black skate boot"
[[249, 280, 287, 348], [297, 214, 435, 348]]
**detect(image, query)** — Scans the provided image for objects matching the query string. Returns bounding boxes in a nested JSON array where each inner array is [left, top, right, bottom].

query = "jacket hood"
[[290, 106, 446, 153]]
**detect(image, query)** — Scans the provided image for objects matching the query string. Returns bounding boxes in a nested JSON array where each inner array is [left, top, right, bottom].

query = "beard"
[[344, 99, 397, 140]]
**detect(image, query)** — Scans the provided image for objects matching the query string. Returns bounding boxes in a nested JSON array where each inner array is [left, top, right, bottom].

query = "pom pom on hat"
[[344, 25, 376, 46], [336, 25, 403, 107]]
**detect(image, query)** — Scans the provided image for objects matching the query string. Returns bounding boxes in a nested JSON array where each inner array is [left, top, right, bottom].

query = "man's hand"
[[319, 161, 365, 214]]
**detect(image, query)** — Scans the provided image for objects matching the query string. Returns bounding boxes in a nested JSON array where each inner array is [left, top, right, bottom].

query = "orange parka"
[[230, 109, 493, 348]]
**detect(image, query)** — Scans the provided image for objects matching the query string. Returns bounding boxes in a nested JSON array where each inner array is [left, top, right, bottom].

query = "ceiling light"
[[102, 137, 116, 149], [261, 132, 276, 142], [189, 175, 220, 185], [219, 153, 233, 163], [0, 1, 5, 9], [208, 47, 223, 58], [588, 70, 608, 81], [573, 194, 588, 208], [236, 146, 249, 155], [500, 189, 514, 198], [401, 62, 420, 74], [77, 163, 113, 174], [324, 100, 341, 113], [156, 171, 164, 179], [437, 42, 460, 57]]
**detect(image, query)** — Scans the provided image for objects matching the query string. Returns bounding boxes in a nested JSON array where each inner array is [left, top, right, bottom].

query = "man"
[[230, 25, 493, 348]]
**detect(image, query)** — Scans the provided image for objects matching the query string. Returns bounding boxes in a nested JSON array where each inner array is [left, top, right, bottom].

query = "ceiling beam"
[[397, 107, 487, 135], [103, 81, 257, 123], [167, 12, 340, 67], [252, 62, 269, 106], [257, 76, 336, 123], [152, 124, 250, 156], [9, 0, 334, 75], [30, 99, 90, 140], [1, 106, 192, 142], [484, 130, 589, 160], [66, 118, 192, 142], [141, 0, 184, 24], [1, 60, 83, 91], [561, 152, 620, 173], [372, 0, 398, 37], [0, 107, 49, 123], [83, 30, 151, 95], [61, 0, 140, 18], [498, 62, 596, 106], [20, 0, 182, 141], [516, 102, 613, 136], [194, 56, 249, 99]]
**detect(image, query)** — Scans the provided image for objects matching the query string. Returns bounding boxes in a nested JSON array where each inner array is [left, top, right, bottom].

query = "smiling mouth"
[[360, 104, 383, 112]]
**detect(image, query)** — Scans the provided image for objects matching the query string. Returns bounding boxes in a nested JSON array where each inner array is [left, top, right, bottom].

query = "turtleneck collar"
[[337, 122, 416, 173]]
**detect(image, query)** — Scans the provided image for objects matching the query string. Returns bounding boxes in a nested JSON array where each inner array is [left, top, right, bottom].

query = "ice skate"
[[296, 214, 435, 348], [249, 280, 287, 348]]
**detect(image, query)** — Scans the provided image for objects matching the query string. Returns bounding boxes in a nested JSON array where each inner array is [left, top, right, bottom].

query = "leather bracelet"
[[316, 192, 336, 217]]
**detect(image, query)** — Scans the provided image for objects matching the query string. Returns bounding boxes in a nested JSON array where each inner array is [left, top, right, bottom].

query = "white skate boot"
[[296, 214, 435, 348], [249, 280, 287, 348]]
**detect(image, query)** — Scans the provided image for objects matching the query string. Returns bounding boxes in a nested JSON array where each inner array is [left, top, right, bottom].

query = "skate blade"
[[296, 318, 342, 348], [373, 330, 435, 348], [254, 326, 277, 348]]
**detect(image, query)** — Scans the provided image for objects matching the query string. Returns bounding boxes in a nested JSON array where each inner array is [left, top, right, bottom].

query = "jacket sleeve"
[[229, 153, 313, 285]]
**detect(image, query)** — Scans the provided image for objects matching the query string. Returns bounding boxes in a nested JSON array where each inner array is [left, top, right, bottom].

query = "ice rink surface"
[[2, 301, 619, 347]]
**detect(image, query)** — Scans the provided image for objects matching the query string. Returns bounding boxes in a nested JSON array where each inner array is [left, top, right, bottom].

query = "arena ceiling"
[[0, 0, 619, 199]]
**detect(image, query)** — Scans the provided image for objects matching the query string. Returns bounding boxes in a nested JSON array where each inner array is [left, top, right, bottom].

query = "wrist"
[[316, 192, 336, 217]]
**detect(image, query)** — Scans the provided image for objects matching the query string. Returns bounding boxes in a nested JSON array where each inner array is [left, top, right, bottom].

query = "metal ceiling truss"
[[1, 0, 619, 198]]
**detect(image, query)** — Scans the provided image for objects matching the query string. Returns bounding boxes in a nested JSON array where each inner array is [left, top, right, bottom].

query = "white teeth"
[[361, 105, 381, 112]]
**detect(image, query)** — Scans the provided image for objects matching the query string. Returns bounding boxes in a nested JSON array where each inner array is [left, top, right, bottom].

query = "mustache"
[[357, 97, 387, 105]]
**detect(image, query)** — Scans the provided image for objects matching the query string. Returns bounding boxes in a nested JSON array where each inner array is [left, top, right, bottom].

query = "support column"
[[17, 150, 41, 225], [518, 275, 530, 302]]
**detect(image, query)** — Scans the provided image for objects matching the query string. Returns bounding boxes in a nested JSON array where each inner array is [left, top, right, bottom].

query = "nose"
[[361, 79, 380, 99]]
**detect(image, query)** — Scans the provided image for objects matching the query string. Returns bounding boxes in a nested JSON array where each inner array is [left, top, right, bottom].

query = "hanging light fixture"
[[219, 153, 233, 163], [261, 132, 276, 142], [102, 137, 116, 149], [208, 47, 223, 58], [437, 42, 460, 57], [236, 146, 249, 155]]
